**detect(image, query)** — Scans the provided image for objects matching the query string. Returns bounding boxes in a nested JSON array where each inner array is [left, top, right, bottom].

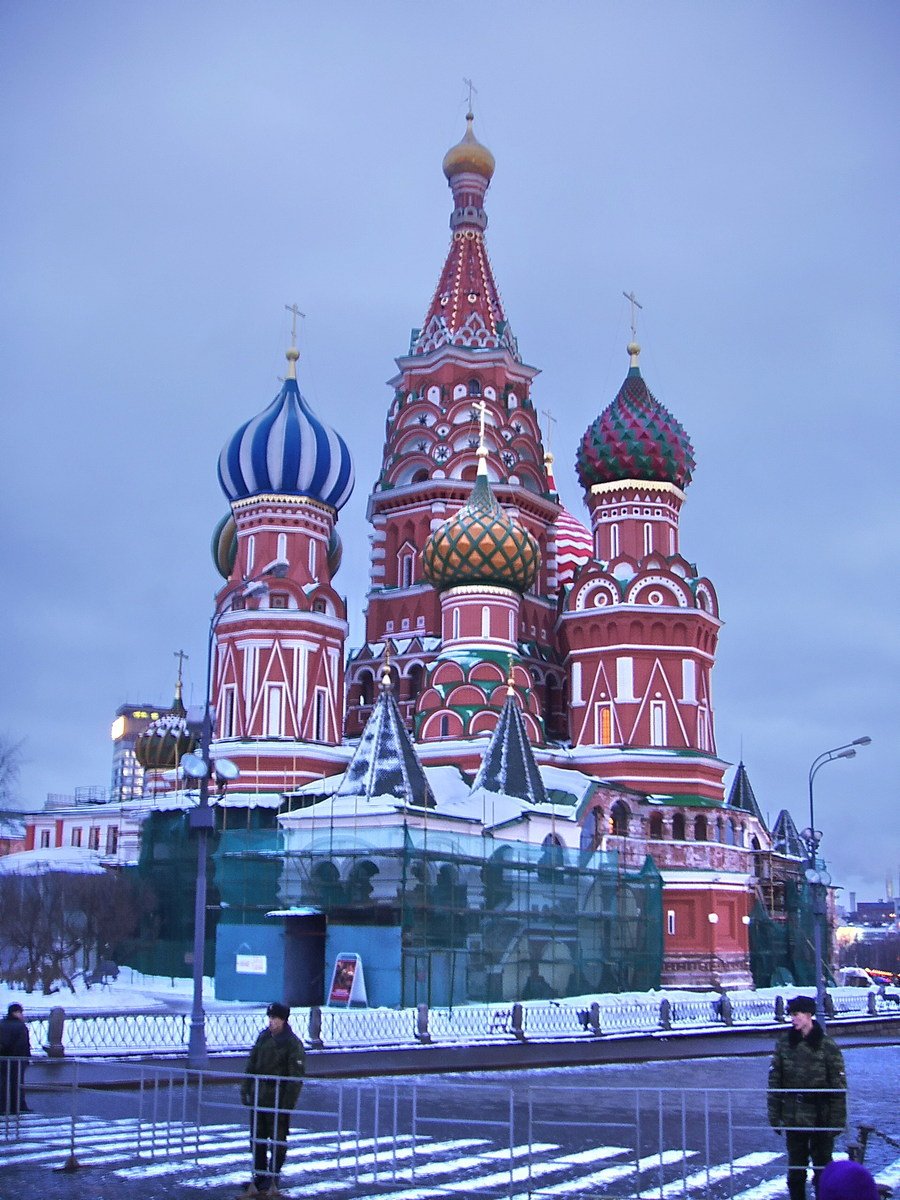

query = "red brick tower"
[[345, 112, 565, 739]]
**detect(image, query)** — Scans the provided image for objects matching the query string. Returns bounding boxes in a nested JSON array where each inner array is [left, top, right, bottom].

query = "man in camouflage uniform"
[[240, 1002, 306, 1196], [767, 995, 847, 1200]]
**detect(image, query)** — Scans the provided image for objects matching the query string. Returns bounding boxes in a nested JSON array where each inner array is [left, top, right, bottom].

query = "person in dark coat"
[[0, 1002, 32, 1115], [767, 995, 847, 1200], [239, 1002, 305, 1196]]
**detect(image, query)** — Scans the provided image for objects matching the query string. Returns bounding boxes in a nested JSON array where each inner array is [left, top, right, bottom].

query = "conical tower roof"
[[413, 112, 518, 359], [471, 685, 548, 805], [771, 809, 806, 860], [726, 762, 766, 828], [335, 669, 435, 808]]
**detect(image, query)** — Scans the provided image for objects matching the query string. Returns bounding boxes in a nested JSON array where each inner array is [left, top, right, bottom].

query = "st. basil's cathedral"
[[129, 112, 811, 1005]]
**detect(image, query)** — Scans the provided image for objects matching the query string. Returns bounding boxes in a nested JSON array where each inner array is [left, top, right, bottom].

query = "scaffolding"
[[215, 821, 663, 1006]]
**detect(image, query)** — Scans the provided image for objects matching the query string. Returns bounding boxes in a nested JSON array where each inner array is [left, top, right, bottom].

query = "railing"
[[2, 1066, 896, 1197], [20, 984, 900, 1059]]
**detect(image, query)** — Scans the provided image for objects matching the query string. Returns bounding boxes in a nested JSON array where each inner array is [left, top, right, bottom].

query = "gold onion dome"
[[134, 684, 198, 772], [422, 459, 539, 593], [442, 112, 495, 181]]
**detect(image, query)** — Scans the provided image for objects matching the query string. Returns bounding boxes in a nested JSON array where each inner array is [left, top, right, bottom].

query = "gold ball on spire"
[[627, 342, 641, 358], [286, 347, 300, 363], [442, 113, 496, 181]]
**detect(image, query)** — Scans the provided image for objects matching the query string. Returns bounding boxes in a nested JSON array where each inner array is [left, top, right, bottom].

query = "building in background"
[[110, 703, 169, 802]]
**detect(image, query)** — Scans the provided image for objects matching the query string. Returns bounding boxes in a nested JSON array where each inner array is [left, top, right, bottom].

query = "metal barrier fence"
[[20, 986, 900, 1058], [1, 1064, 897, 1197]]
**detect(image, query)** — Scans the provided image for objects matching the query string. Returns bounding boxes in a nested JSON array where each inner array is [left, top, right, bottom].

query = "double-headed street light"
[[802, 736, 872, 1027], [183, 559, 289, 1068]]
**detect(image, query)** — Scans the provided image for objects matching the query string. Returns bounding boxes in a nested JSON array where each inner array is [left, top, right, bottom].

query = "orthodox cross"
[[541, 407, 557, 454], [285, 302, 305, 347], [622, 290, 643, 341], [473, 398, 488, 450], [463, 77, 478, 114], [173, 649, 189, 682]]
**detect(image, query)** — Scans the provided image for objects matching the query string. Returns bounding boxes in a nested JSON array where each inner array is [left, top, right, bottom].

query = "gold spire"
[[623, 290, 643, 368], [173, 649, 188, 702]]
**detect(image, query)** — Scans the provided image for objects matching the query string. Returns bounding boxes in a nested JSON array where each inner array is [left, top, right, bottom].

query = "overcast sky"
[[2, 2, 897, 902]]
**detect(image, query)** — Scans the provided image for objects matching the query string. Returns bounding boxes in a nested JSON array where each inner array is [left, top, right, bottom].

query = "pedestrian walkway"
[[5, 1112, 899, 1197]]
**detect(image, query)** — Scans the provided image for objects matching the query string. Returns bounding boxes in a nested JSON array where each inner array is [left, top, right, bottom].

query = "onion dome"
[[545, 453, 592, 586], [442, 111, 495, 181], [326, 526, 343, 578], [211, 513, 237, 581], [218, 348, 354, 510], [422, 456, 539, 593], [576, 345, 695, 490], [134, 683, 198, 772]]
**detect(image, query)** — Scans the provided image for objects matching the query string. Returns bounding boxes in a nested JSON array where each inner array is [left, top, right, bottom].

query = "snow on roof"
[[0, 846, 108, 875]]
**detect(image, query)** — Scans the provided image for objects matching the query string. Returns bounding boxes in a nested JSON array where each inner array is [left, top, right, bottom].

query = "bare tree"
[[0, 870, 143, 993], [0, 735, 24, 807]]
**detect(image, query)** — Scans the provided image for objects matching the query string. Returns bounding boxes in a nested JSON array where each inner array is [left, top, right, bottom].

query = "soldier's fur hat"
[[786, 994, 817, 1014]]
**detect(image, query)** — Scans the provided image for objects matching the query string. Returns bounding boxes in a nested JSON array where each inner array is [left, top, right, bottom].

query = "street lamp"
[[184, 559, 289, 1068], [802, 736, 872, 1027]]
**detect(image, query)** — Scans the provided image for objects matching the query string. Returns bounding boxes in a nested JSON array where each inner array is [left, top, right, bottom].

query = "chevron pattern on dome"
[[554, 505, 593, 586], [576, 367, 695, 490], [422, 472, 539, 593], [336, 679, 435, 808], [471, 689, 548, 805], [218, 377, 354, 510]]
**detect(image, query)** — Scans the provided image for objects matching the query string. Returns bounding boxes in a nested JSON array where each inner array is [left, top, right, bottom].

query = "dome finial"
[[284, 302, 305, 381], [474, 398, 489, 477], [623, 290, 643, 369], [173, 648, 188, 704], [506, 656, 516, 696], [442, 89, 495, 181], [381, 644, 392, 690]]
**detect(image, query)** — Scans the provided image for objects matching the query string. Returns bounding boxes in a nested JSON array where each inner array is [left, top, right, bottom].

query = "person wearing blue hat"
[[818, 1159, 879, 1200], [768, 995, 847, 1199], [239, 1003, 306, 1196]]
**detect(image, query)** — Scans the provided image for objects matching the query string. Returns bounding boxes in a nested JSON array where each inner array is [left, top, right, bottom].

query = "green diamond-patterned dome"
[[423, 469, 539, 594], [576, 354, 695, 490], [134, 688, 198, 772]]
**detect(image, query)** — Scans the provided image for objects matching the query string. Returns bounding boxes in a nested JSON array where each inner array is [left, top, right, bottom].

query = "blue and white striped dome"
[[218, 351, 355, 510]]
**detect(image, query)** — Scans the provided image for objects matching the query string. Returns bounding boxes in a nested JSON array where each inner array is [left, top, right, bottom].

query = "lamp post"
[[802, 736, 872, 1028], [184, 560, 289, 1068]]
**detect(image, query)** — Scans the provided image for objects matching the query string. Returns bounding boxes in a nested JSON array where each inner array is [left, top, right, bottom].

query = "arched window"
[[649, 813, 664, 839], [725, 821, 736, 845], [246, 534, 255, 573], [439, 714, 449, 738], [672, 812, 686, 840], [468, 378, 482, 397], [452, 608, 460, 640], [610, 800, 629, 836], [609, 523, 620, 558], [481, 606, 491, 637], [277, 532, 288, 562], [411, 467, 429, 484], [407, 663, 424, 701], [643, 522, 653, 555], [347, 860, 379, 905], [694, 814, 708, 841], [358, 671, 374, 706], [311, 861, 342, 908]]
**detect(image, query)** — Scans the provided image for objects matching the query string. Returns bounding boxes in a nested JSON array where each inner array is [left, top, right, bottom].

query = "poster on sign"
[[327, 953, 367, 1006]]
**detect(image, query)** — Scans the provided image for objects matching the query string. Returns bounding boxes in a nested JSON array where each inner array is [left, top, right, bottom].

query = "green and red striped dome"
[[577, 354, 695, 490]]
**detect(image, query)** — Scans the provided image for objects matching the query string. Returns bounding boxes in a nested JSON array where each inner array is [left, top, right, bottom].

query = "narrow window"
[[616, 657, 634, 702], [308, 539, 317, 576], [40, 829, 51, 849], [697, 705, 709, 750], [246, 534, 255, 573], [672, 812, 686, 840], [481, 606, 490, 637], [71, 828, 82, 848], [277, 532, 288, 562], [439, 714, 449, 738], [468, 378, 481, 397], [667, 910, 676, 936], [571, 661, 583, 705], [313, 688, 328, 742], [597, 703, 612, 745], [452, 607, 460, 640], [643, 522, 653, 555], [610, 522, 620, 558], [88, 827, 100, 850], [106, 827, 118, 854], [682, 660, 696, 703], [508, 611, 515, 641], [400, 553, 413, 588], [266, 685, 284, 737], [220, 686, 236, 738], [650, 700, 666, 746]]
